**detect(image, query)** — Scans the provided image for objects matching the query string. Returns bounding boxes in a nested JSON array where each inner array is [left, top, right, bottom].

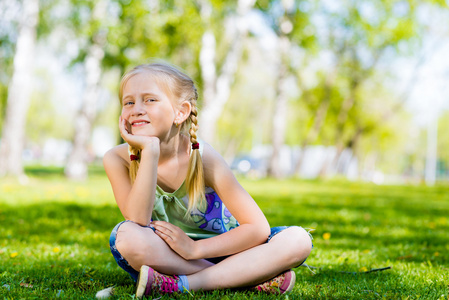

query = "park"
[[1, 167, 448, 298], [1, 0, 449, 299]]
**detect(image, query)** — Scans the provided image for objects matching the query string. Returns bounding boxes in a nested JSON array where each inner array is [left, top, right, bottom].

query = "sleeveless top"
[[151, 141, 239, 239]]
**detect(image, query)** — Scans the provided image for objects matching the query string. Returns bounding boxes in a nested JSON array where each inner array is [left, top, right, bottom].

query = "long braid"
[[185, 97, 206, 215], [128, 145, 140, 183]]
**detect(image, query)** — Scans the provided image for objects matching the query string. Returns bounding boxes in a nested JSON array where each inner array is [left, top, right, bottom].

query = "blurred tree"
[[103, 0, 203, 74], [329, 1, 448, 178], [0, 1, 20, 130], [290, 0, 447, 178], [198, 0, 256, 145], [293, 69, 338, 174], [0, 0, 39, 178], [256, 0, 316, 177], [65, 0, 107, 180], [25, 69, 72, 143]]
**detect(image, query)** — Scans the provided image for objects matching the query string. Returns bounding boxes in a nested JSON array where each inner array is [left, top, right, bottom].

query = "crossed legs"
[[114, 222, 312, 291]]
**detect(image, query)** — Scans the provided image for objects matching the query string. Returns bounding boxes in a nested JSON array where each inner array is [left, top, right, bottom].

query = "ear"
[[175, 101, 191, 124]]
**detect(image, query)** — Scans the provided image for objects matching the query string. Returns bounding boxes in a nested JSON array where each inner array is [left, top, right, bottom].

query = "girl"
[[104, 62, 313, 298]]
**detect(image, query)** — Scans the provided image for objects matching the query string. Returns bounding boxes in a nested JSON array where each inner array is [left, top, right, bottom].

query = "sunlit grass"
[[1, 166, 448, 299]]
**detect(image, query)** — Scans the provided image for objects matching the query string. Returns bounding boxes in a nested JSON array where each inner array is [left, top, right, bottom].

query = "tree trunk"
[[0, 0, 39, 178], [198, 0, 255, 145], [425, 117, 438, 186], [267, 36, 290, 178], [65, 1, 106, 180]]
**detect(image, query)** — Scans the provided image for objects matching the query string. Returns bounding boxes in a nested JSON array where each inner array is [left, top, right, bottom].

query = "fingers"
[[152, 221, 175, 235], [154, 227, 173, 242], [118, 117, 161, 157], [119, 116, 130, 140], [151, 221, 195, 259], [152, 221, 182, 241]]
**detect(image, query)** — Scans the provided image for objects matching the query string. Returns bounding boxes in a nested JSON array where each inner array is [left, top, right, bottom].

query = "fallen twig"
[[363, 266, 391, 273], [340, 266, 392, 275]]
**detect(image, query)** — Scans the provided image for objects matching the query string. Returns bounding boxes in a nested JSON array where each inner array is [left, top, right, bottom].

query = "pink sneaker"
[[136, 265, 180, 298], [254, 269, 296, 294]]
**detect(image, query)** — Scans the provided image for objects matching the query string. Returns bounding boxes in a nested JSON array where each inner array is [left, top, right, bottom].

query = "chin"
[[131, 129, 153, 136]]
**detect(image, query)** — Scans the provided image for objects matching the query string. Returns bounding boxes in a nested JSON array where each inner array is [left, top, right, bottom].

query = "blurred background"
[[0, 0, 448, 185]]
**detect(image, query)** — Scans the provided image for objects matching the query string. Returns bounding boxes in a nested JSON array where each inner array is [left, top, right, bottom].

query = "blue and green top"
[[152, 141, 239, 239]]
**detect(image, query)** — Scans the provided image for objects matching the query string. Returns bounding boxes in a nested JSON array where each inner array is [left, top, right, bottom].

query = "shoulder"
[[200, 142, 234, 187], [103, 143, 129, 170], [201, 142, 224, 167]]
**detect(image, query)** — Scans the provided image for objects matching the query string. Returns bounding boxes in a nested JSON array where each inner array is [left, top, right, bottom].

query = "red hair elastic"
[[192, 143, 200, 150], [130, 154, 139, 161]]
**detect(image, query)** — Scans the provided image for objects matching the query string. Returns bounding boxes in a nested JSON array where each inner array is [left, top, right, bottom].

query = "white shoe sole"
[[283, 270, 296, 293], [135, 265, 150, 299]]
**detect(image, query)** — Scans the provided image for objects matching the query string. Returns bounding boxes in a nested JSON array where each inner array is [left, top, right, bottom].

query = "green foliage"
[[25, 69, 74, 143], [37, 0, 61, 38], [102, 0, 204, 73], [1, 0, 448, 181], [281, 0, 449, 177], [1, 170, 448, 298], [0, 83, 7, 128]]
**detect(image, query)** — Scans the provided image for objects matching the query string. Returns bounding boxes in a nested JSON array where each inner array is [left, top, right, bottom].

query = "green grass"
[[1, 166, 448, 299]]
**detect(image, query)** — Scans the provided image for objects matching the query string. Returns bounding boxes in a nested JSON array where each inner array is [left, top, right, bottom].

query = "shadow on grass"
[[0, 202, 122, 246], [1, 178, 448, 299], [0, 202, 135, 298], [298, 267, 446, 299]]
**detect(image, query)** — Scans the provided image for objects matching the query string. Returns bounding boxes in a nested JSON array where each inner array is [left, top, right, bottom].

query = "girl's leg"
[[187, 226, 312, 291], [115, 221, 213, 276]]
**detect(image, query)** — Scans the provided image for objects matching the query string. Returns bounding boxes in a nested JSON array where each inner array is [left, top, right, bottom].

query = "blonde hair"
[[119, 63, 205, 215]]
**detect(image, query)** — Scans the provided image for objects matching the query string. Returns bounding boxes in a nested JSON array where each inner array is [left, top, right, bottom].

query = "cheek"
[[120, 108, 129, 118]]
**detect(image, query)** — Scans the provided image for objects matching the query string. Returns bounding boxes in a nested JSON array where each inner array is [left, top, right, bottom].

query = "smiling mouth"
[[132, 121, 150, 126]]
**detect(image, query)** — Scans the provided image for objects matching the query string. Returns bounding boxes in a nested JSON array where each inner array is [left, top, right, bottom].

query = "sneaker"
[[254, 269, 296, 294], [136, 265, 180, 298]]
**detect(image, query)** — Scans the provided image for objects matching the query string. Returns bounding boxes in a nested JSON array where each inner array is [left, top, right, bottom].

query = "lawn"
[[1, 166, 448, 299]]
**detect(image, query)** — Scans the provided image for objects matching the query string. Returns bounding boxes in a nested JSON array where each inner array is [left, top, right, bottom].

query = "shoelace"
[[159, 274, 179, 293]]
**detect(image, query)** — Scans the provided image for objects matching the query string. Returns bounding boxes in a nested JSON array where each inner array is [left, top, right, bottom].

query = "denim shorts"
[[109, 221, 311, 281]]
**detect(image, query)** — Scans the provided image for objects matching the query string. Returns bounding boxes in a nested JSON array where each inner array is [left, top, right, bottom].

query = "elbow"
[[127, 218, 151, 227], [261, 222, 271, 242], [123, 213, 151, 227], [252, 221, 271, 245]]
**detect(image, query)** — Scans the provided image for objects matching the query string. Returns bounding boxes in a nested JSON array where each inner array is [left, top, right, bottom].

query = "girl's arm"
[[153, 142, 270, 260], [191, 143, 271, 258], [103, 118, 160, 226]]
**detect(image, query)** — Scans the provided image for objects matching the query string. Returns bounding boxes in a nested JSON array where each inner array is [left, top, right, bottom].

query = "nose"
[[131, 101, 146, 116]]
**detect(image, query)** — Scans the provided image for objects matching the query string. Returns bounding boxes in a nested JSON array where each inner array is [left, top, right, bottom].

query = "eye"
[[145, 98, 156, 103], [123, 101, 134, 106]]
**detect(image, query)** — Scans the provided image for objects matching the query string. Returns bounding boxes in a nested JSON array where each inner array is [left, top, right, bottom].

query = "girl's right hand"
[[119, 116, 160, 159]]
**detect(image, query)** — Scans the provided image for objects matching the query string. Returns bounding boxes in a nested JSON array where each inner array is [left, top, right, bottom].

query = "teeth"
[[133, 122, 149, 125]]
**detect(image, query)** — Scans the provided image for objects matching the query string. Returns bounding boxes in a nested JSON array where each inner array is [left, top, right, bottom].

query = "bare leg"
[[187, 226, 312, 291], [115, 221, 213, 275], [117, 223, 312, 291]]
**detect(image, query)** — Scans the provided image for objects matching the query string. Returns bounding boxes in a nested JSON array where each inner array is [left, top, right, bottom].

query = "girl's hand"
[[151, 221, 199, 260], [119, 116, 160, 159]]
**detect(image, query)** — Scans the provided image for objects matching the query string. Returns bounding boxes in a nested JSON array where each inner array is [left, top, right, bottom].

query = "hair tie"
[[192, 143, 199, 150], [130, 154, 139, 161]]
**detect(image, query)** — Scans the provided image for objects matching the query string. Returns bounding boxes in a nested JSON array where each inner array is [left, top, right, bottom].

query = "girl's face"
[[121, 71, 178, 139]]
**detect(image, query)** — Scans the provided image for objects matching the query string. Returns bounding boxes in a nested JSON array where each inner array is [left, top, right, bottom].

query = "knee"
[[284, 226, 313, 266], [114, 221, 153, 261]]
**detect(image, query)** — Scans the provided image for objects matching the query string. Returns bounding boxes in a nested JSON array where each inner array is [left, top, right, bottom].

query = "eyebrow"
[[122, 92, 161, 102]]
